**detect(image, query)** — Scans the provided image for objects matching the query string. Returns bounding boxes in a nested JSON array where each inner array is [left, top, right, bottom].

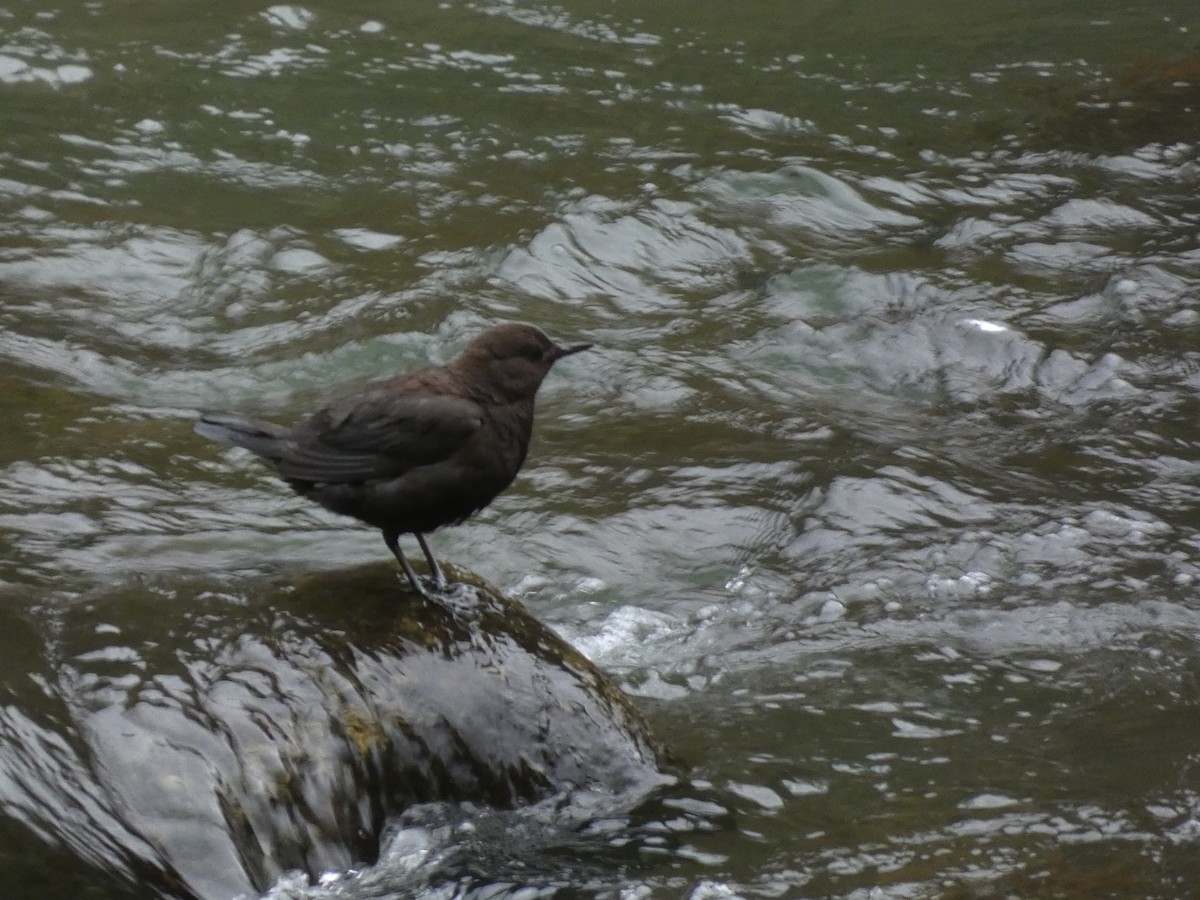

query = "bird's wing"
[[275, 389, 483, 483]]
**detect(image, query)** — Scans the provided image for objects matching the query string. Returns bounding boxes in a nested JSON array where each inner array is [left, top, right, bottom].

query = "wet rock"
[[24, 564, 670, 899]]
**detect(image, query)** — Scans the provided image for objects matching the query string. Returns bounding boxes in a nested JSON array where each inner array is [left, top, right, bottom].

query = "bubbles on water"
[[270, 247, 330, 274], [687, 881, 746, 900], [334, 227, 405, 251], [0, 54, 92, 86], [227, 46, 325, 79], [960, 793, 1020, 810], [377, 822, 437, 873], [782, 777, 829, 797], [1164, 308, 1200, 328], [561, 605, 680, 663], [625, 668, 690, 701], [1014, 658, 1062, 673], [723, 564, 754, 594], [1081, 508, 1167, 541], [0, 55, 29, 82], [817, 597, 847, 620], [716, 105, 817, 137], [262, 5, 316, 31], [510, 573, 552, 596], [926, 570, 993, 601], [959, 317, 1009, 333], [726, 781, 784, 811], [890, 717, 962, 740]]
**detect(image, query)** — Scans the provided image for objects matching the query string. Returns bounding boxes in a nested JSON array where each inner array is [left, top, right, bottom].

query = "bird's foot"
[[384, 531, 454, 599], [395, 572, 478, 620], [394, 570, 459, 600]]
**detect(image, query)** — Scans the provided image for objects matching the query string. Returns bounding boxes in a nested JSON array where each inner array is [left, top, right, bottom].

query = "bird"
[[194, 322, 592, 597]]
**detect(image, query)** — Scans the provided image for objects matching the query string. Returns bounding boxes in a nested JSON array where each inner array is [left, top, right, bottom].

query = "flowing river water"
[[2, 1, 1200, 897]]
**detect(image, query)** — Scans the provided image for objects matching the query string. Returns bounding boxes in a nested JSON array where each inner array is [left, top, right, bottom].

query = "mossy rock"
[[45, 563, 669, 899]]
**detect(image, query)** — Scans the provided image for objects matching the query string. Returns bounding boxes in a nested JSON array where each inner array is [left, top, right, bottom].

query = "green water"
[[2, 0, 1200, 897]]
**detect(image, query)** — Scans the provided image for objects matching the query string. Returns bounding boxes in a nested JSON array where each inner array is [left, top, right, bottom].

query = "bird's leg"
[[415, 533, 447, 587], [382, 530, 433, 598]]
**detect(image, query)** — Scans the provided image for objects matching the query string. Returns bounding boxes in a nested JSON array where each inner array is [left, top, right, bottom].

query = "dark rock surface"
[[0, 565, 670, 899]]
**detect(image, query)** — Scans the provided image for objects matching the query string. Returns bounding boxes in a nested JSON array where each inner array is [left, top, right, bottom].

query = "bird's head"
[[454, 322, 592, 402]]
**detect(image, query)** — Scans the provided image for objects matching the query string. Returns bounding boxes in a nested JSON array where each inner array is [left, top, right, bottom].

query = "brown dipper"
[[195, 322, 592, 596]]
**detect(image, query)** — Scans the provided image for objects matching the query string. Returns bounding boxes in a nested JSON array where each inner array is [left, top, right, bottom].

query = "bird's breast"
[[466, 402, 534, 481]]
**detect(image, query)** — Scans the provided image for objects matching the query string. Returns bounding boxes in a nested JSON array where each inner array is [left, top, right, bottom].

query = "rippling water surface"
[[3, 0, 1200, 897]]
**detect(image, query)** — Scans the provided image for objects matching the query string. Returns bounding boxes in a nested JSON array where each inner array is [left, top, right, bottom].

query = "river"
[[2, 0, 1199, 897]]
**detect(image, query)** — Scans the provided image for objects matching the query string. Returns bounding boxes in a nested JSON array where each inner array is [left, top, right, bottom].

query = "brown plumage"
[[195, 322, 592, 595]]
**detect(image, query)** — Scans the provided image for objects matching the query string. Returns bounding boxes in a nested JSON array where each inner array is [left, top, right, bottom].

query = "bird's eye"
[[521, 342, 544, 361]]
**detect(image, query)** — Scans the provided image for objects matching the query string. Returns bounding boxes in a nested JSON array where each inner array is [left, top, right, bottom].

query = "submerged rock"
[[26, 564, 670, 899]]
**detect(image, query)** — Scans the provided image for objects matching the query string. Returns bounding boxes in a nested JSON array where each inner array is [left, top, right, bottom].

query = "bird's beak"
[[555, 342, 593, 359]]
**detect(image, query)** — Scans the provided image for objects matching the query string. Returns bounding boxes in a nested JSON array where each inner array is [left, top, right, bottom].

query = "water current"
[[2, 0, 1200, 897]]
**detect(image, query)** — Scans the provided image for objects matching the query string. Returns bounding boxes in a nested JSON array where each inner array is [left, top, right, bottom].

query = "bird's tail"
[[194, 412, 289, 460]]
